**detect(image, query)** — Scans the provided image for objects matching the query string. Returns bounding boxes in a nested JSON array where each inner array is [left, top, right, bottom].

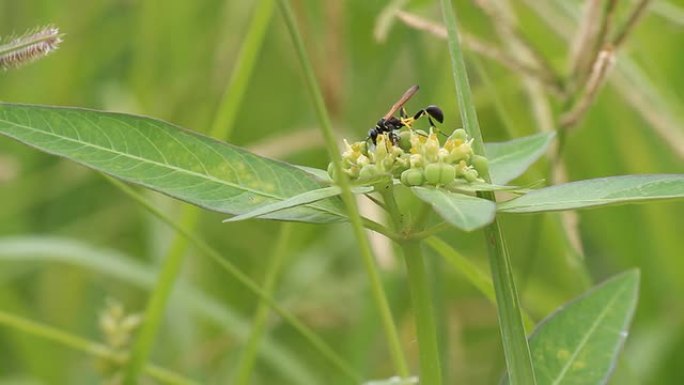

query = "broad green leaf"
[[0, 104, 345, 223], [485, 132, 555, 185], [504, 270, 639, 385], [498, 174, 684, 213], [411, 187, 496, 231], [224, 185, 372, 222]]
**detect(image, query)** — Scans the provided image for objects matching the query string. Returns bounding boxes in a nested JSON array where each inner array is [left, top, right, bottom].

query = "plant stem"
[[379, 187, 442, 384], [123, 209, 200, 385], [107, 177, 360, 382], [0, 310, 198, 385], [124, 2, 276, 382], [234, 223, 293, 385], [440, 1, 537, 384], [402, 240, 443, 385], [210, 0, 275, 140], [277, 0, 410, 379]]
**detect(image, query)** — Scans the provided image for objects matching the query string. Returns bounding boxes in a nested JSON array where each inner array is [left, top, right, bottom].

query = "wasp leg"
[[390, 131, 401, 146], [399, 107, 415, 128]]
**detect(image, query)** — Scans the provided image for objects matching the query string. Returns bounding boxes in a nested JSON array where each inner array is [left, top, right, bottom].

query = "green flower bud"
[[395, 154, 410, 169], [409, 154, 424, 168], [448, 143, 472, 163], [380, 157, 396, 172], [410, 133, 424, 152], [354, 141, 369, 156], [424, 133, 440, 162], [449, 128, 467, 141], [374, 134, 391, 161], [357, 154, 370, 167], [358, 164, 379, 180], [391, 156, 410, 177], [439, 164, 456, 185], [398, 130, 412, 152], [471, 154, 489, 177], [425, 163, 456, 185], [463, 168, 479, 182], [454, 160, 468, 176], [401, 168, 425, 186]]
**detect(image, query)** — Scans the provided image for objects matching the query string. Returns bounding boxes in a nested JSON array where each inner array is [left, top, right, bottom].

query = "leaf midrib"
[[499, 194, 681, 212], [549, 284, 628, 385], [0, 116, 340, 217]]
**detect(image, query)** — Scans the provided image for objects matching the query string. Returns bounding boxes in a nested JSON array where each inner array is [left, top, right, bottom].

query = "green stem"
[[123, 209, 200, 385], [234, 223, 293, 385], [210, 0, 275, 140], [132, 0, 161, 109], [362, 217, 402, 242], [379, 187, 442, 384], [426, 236, 535, 331], [124, 2, 276, 382], [440, 1, 536, 384], [0, 311, 198, 385], [402, 241, 443, 385], [277, 0, 410, 379], [408, 222, 450, 240]]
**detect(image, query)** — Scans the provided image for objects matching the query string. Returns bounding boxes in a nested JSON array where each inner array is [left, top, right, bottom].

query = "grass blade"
[[277, 0, 410, 379], [440, 1, 537, 383]]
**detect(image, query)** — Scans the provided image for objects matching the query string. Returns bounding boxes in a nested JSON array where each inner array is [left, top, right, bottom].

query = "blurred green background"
[[0, 0, 682, 384]]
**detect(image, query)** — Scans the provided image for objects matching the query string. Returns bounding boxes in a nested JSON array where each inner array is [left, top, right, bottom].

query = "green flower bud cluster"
[[329, 128, 488, 187]]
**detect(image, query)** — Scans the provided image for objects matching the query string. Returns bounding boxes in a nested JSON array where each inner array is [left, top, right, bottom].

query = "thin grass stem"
[[123, 2, 277, 382], [440, 1, 536, 383], [0, 310, 199, 385], [277, 0, 410, 379], [234, 223, 293, 385], [123, 208, 200, 384], [612, 0, 653, 49], [106, 176, 361, 382]]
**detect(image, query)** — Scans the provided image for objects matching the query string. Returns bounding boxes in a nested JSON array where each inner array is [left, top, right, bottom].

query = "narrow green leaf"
[[0, 103, 345, 223], [485, 132, 556, 185], [504, 270, 640, 385], [449, 181, 529, 193], [224, 185, 372, 222], [362, 376, 418, 385], [294, 165, 332, 183], [498, 174, 684, 213], [440, 0, 536, 382], [425, 237, 495, 303], [411, 187, 496, 231]]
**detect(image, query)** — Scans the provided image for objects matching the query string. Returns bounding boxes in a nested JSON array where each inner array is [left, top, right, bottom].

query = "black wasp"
[[367, 84, 444, 145]]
